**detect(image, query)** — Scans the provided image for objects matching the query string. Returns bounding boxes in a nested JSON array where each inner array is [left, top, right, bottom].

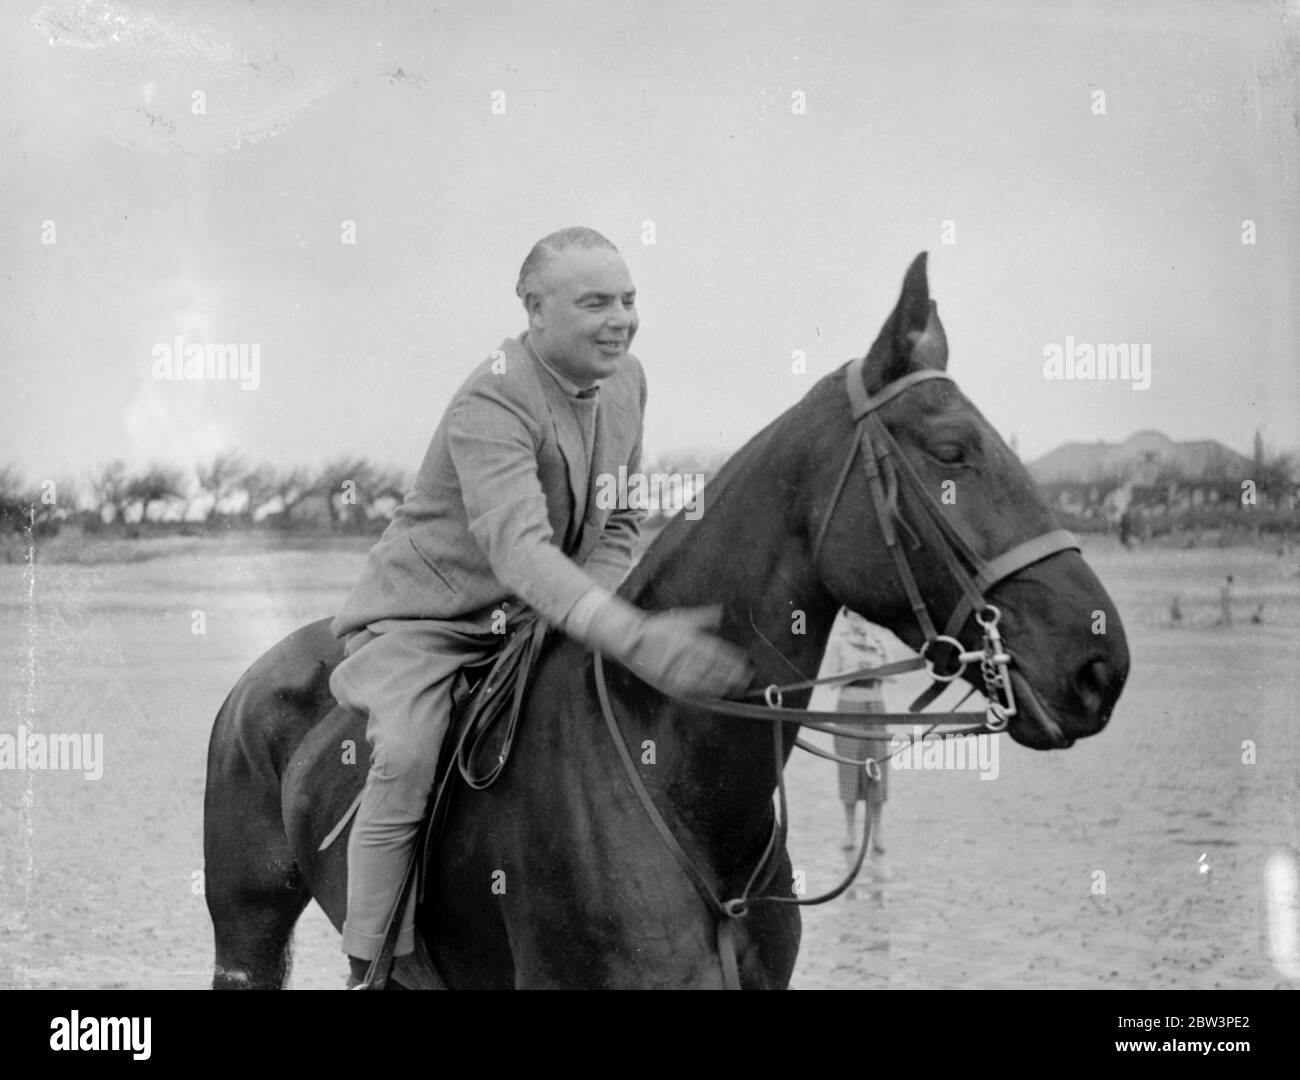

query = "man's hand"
[[577, 597, 751, 699], [625, 606, 751, 699]]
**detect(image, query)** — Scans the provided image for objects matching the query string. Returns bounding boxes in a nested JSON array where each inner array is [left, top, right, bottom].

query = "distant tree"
[[0, 464, 29, 533], [264, 465, 311, 524], [127, 465, 187, 522], [1256, 451, 1297, 506], [89, 460, 134, 523], [363, 465, 409, 520], [47, 474, 80, 520], [0, 465, 63, 539], [240, 462, 278, 523], [195, 452, 249, 522], [314, 457, 378, 530]]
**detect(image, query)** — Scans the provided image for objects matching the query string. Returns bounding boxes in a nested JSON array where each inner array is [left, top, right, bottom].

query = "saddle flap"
[[454, 616, 548, 778], [420, 616, 550, 894]]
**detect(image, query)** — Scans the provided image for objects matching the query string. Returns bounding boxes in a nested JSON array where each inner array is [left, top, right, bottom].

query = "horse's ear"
[[862, 252, 949, 393]]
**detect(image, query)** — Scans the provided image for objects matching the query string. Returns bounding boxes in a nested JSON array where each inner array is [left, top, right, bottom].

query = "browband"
[[845, 356, 954, 420]]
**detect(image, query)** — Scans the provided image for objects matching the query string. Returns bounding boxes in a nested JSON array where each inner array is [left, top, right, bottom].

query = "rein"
[[593, 357, 1080, 989]]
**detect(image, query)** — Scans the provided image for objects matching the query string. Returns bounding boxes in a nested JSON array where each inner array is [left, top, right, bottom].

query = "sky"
[[2, 0, 1297, 489]]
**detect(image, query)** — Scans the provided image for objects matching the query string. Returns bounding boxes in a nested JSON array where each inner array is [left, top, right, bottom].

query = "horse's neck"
[[620, 415, 841, 853], [628, 429, 839, 683]]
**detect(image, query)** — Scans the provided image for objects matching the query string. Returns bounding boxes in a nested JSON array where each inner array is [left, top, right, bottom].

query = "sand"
[[1, 536, 1296, 989]]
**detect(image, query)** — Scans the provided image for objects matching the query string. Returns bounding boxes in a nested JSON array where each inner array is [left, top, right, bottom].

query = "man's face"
[[527, 247, 638, 386]]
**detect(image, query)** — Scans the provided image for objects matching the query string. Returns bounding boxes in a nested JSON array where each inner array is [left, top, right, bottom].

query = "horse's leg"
[[205, 804, 310, 989], [205, 690, 311, 989], [204, 619, 344, 989]]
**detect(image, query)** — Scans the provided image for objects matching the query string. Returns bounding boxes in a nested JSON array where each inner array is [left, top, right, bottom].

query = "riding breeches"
[[328, 616, 503, 960]]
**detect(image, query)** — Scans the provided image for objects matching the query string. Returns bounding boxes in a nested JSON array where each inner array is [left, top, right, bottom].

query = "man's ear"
[[524, 291, 545, 328]]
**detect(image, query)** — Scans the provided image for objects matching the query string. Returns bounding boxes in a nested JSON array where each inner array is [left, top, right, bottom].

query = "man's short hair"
[[516, 227, 619, 306]]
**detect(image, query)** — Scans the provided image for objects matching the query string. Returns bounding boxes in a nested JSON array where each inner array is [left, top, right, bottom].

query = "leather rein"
[[592, 357, 1080, 989]]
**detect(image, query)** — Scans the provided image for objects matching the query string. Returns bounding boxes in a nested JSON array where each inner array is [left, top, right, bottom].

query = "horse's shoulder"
[[526, 633, 588, 711]]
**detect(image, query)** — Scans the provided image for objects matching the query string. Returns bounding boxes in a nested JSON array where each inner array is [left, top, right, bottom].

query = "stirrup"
[[347, 954, 389, 991]]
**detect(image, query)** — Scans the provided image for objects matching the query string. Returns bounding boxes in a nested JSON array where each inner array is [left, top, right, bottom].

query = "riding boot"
[[345, 955, 370, 989], [345, 954, 393, 990]]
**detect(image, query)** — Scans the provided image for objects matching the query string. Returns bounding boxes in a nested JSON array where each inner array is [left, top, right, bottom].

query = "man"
[[1218, 574, 1234, 626], [328, 227, 750, 988]]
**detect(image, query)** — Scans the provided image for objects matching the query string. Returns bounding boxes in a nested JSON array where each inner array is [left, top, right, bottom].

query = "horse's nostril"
[[1075, 658, 1117, 714]]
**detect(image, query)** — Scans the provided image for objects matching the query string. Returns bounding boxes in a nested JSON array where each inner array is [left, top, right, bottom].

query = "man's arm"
[[580, 513, 640, 592], [446, 382, 604, 627], [448, 366, 749, 700]]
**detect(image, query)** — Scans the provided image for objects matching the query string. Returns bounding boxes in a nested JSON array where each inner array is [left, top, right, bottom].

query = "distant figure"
[[1250, 602, 1264, 625], [1218, 575, 1234, 626], [1118, 508, 1133, 549], [822, 610, 890, 860], [1170, 596, 1183, 626]]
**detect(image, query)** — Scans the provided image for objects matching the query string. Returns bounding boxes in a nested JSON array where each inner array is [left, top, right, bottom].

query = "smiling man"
[[328, 226, 750, 988]]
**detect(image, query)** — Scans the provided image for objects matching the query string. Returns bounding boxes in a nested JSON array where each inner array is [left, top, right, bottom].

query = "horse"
[[203, 253, 1130, 989]]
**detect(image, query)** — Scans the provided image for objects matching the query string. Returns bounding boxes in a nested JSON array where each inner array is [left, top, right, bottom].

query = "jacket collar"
[[513, 335, 631, 556], [523, 332, 599, 398]]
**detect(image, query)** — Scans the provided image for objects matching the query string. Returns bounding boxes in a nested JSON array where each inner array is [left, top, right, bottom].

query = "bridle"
[[806, 357, 1080, 731], [592, 355, 1081, 988]]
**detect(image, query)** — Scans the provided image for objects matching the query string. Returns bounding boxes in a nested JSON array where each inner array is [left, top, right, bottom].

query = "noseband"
[[809, 359, 1079, 729]]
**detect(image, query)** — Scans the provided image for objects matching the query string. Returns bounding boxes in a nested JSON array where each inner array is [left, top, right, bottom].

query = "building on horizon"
[[1026, 430, 1265, 523]]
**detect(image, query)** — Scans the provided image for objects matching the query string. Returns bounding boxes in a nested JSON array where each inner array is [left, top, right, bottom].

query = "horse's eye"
[[931, 443, 966, 465]]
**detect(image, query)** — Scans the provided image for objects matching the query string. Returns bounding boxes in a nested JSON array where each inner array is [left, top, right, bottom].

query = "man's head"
[[517, 227, 638, 388]]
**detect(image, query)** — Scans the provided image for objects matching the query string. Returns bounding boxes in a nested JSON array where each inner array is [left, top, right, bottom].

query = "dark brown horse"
[[203, 254, 1129, 989]]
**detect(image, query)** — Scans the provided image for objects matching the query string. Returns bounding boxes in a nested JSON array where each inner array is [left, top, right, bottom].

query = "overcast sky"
[[2, 0, 1297, 486]]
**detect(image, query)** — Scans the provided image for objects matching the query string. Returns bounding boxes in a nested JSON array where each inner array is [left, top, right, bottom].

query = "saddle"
[[342, 613, 550, 989], [428, 612, 550, 861]]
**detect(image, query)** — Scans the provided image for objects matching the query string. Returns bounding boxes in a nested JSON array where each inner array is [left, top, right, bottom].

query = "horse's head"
[[813, 253, 1128, 749]]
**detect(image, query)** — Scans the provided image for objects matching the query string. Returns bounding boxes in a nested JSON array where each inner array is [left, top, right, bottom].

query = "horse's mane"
[[620, 364, 850, 610]]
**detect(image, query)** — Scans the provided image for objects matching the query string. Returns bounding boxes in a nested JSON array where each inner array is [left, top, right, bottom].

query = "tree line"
[[0, 449, 734, 540], [0, 454, 411, 537], [6, 446, 1292, 544]]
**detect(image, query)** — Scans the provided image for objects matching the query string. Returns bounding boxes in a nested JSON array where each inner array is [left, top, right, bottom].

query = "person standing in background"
[[1218, 574, 1234, 626], [822, 608, 890, 861]]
